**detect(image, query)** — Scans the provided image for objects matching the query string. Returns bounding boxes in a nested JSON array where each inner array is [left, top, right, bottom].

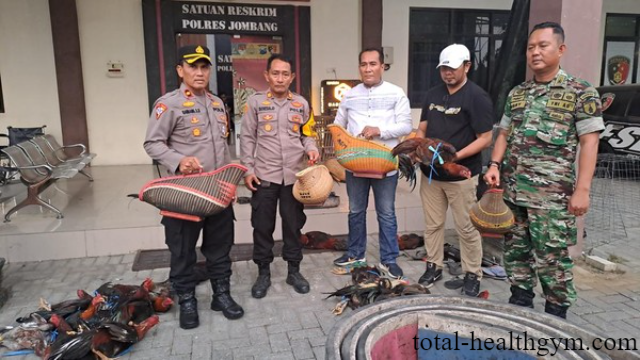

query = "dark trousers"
[[251, 181, 306, 265], [162, 206, 235, 293]]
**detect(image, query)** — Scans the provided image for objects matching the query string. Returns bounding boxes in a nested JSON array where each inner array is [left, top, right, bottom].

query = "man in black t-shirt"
[[416, 44, 494, 296]]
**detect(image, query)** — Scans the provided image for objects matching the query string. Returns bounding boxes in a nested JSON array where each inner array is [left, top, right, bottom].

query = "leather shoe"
[[177, 292, 199, 329], [286, 272, 310, 294], [251, 274, 271, 299], [211, 279, 244, 320]]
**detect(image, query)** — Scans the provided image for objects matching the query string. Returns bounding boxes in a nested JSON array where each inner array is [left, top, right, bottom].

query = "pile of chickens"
[[325, 265, 430, 315], [0, 278, 172, 359]]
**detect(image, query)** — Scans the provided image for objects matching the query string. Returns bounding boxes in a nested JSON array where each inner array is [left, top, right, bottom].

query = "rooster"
[[392, 137, 471, 189]]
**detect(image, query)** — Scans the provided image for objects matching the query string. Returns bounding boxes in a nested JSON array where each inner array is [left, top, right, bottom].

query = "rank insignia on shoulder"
[[155, 103, 167, 119], [191, 117, 199, 124], [263, 114, 274, 120], [262, 101, 271, 105], [183, 101, 195, 107], [291, 101, 303, 108], [193, 128, 201, 137]]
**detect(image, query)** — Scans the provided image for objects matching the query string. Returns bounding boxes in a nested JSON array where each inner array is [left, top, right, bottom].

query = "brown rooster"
[[299, 231, 347, 251], [392, 137, 471, 188]]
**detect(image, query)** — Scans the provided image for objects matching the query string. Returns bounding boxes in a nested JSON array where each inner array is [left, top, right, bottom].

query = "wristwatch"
[[487, 160, 501, 170]]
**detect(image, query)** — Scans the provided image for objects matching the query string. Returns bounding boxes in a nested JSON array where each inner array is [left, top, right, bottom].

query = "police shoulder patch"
[[155, 103, 167, 120]]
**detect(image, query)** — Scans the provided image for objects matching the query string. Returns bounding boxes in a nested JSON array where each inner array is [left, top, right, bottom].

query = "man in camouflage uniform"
[[484, 22, 604, 318], [240, 54, 319, 299], [145, 45, 244, 329]]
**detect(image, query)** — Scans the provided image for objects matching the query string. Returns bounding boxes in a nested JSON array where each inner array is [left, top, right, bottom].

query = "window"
[[408, 8, 510, 107], [602, 14, 640, 86]]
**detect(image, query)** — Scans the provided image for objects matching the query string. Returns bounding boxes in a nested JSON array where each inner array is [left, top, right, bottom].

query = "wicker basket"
[[327, 124, 398, 179], [324, 158, 346, 182], [293, 165, 334, 204], [470, 188, 515, 234], [138, 164, 247, 222]]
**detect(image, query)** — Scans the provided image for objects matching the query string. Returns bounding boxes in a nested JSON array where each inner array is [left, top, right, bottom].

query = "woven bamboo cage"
[[470, 188, 515, 234], [324, 158, 346, 182], [327, 124, 398, 179], [293, 165, 334, 204], [138, 164, 247, 222]]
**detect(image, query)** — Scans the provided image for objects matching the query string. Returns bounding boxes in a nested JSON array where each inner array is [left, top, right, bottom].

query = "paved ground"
[[1, 236, 639, 360]]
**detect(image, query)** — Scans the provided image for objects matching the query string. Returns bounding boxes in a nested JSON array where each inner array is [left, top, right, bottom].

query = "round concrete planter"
[[326, 295, 640, 360]]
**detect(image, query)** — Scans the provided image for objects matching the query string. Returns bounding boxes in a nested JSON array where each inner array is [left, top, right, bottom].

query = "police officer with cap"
[[144, 44, 243, 329]]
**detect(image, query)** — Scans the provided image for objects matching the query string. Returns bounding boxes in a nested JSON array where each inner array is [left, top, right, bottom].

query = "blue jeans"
[[345, 171, 399, 264]]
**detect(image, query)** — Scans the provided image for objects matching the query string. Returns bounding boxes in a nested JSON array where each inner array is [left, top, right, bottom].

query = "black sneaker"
[[333, 254, 366, 266], [418, 262, 442, 288], [380, 263, 404, 279], [462, 272, 480, 297]]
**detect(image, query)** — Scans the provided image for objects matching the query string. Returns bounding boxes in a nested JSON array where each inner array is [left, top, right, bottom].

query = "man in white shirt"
[[332, 48, 412, 278]]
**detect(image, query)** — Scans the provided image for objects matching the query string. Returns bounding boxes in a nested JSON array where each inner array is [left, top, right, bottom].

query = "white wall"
[[0, 0, 62, 140], [382, 0, 513, 124], [76, 0, 150, 166]]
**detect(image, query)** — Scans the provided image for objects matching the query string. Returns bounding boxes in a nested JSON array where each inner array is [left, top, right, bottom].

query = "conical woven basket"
[[327, 124, 397, 179], [324, 158, 346, 182], [470, 188, 515, 234], [293, 165, 334, 204]]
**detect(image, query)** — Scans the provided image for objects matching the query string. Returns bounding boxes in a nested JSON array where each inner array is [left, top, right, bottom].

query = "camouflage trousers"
[[504, 202, 577, 307]]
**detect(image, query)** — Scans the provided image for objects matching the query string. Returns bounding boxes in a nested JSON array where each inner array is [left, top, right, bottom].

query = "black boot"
[[508, 286, 535, 308], [251, 264, 271, 299], [177, 291, 199, 329], [545, 301, 568, 319], [211, 278, 244, 320], [286, 262, 310, 294]]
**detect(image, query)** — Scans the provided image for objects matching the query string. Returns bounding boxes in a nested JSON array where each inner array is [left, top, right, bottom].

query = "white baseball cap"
[[437, 44, 471, 69]]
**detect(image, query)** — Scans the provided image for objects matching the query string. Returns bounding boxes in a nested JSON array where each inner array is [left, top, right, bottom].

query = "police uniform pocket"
[[180, 115, 210, 142], [257, 113, 277, 136], [287, 113, 304, 137]]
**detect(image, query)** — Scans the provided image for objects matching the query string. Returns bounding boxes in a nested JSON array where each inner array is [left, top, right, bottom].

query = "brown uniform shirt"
[[144, 83, 230, 175], [240, 91, 318, 186]]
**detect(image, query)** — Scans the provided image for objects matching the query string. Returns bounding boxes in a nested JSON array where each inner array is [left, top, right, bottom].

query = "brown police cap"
[[178, 45, 212, 65]]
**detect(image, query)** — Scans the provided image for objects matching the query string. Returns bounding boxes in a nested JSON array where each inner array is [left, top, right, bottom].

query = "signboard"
[[320, 80, 360, 115], [603, 41, 635, 85], [175, 2, 289, 35]]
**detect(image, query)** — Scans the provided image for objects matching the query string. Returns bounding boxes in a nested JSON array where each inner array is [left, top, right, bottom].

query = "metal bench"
[[0, 145, 79, 221], [29, 135, 95, 181]]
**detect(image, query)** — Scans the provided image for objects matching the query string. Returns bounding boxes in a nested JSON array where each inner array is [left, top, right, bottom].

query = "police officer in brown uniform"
[[240, 54, 319, 298], [144, 45, 243, 329]]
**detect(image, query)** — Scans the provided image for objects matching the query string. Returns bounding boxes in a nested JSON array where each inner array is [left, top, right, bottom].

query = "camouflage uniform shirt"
[[498, 69, 605, 210]]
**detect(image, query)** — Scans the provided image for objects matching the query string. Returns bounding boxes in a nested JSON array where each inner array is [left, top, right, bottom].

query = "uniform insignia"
[[191, 117, 199, 124], [292, 124, 299, 132], [184, 90, 192, 97], [292, 115, 302, 123], [263, 114, 273, 120], [287, 92, 293, 100], [219, 115, 227, 121], [193, 128, 201, 137], [264, 124, 272, 132], [444, 107, 461, 115], [183, 101, 195, 107], [429, 103, 435, 111], [291, 101, 303, 108], [195, 46, 204, 54], [584, 100, 597, 115], [155, 103, 167, 119], [212, 102, 220, 106], [266, 92, 273, 98], [242, 104, 249, 114]]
